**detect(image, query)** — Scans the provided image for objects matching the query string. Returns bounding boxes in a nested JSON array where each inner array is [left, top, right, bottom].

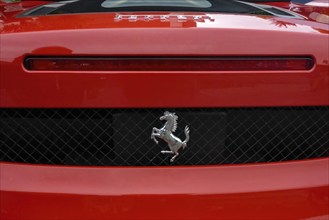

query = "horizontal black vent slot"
[[0, 107, 328, 166]]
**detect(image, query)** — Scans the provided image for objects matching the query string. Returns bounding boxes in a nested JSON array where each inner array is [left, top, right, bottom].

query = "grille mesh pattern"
[[1, 107, 328, 166]]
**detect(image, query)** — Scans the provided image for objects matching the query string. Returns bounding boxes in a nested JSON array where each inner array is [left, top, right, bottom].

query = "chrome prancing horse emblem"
[[151, 112, 190, 162]]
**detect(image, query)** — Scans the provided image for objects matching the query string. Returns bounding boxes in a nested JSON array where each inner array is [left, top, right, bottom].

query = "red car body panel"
[[1, 12, 328, 108], [0, 1, 328, 219], [1, 159, 329, 220], [290, 0, 329, 22]]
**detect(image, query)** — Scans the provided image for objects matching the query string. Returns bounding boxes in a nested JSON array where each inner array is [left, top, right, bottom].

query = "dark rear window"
[[21, 0, 296, 17]]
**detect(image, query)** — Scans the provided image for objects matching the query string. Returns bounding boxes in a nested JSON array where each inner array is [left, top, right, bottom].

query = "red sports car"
[[0, 0, 328, 219]]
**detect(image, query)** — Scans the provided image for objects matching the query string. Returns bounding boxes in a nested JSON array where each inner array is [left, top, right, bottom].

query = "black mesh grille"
[[1, 107, 328, 166]]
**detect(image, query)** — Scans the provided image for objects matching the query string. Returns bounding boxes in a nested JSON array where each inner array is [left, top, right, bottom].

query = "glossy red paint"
[[261, 1, 291, 9], [1, 1, 329, 219], [290, 0, 329, 23], [1, 12, 328, 108], [0, 1, 48, 18], [1, 159, 329, 220]]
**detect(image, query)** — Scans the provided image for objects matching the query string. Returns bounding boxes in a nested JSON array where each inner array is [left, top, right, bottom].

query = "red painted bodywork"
[[0, 1, 328, 219], [1, 11, 328, 108], [1, 159, 329, 220], [290, 0, 329, 23]]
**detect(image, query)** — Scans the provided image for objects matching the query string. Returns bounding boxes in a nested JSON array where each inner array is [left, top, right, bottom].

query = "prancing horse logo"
[[151, 112, 190, 162]]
